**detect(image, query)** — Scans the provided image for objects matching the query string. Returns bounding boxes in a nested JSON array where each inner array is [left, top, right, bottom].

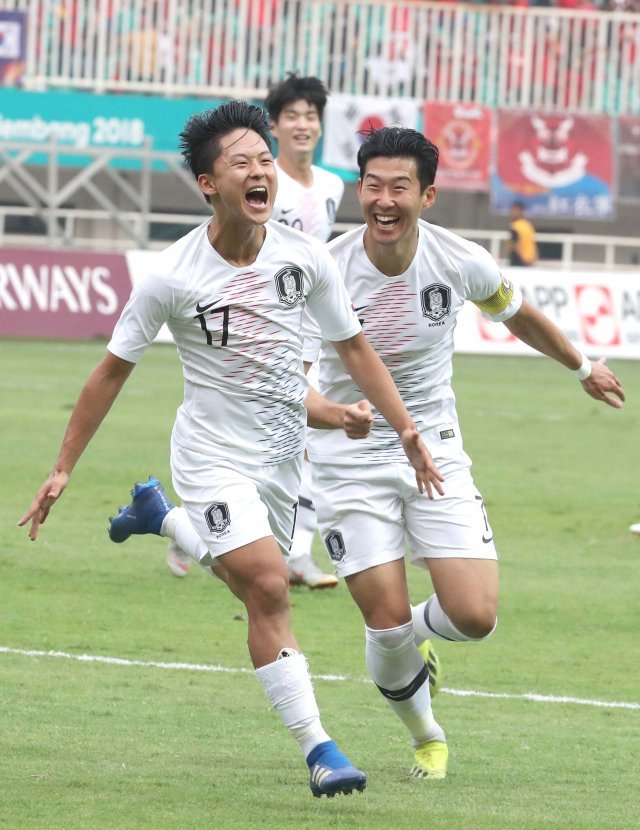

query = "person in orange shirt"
[[508, 200, 538, 267]]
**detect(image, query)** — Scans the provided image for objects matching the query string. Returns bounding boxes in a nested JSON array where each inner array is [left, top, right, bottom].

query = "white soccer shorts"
[[170, 442, 302, 567], [312, 438, 497, 579]]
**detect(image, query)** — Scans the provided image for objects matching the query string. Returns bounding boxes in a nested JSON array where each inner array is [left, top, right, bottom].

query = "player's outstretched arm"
[[18, 353, 135, 540], [331, 333, 445, 497], [503, 300, 625, 409]]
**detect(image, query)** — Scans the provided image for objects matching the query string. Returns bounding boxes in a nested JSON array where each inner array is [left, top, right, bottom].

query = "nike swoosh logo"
[[482, 535, 493, 544], [355, 304, 367, 324], [195, 300, 220, 314], [280, 208, 294, 215]]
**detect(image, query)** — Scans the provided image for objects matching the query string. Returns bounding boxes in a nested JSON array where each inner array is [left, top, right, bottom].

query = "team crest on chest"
[[274, 266, 304, 307], [324, 530, 346, 563], [204, 501, 231, 533], [420, 283, 452, 322]]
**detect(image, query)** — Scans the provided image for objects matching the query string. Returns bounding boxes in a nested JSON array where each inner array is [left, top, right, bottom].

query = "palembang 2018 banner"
[[322, 95, 420, 175], [422, 102, 491, 192], [492, 110, 614, 220]]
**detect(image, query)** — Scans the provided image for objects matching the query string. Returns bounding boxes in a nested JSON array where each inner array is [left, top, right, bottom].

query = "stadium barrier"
[[1, 246, 638, 359], [4, 0, 640, 115]]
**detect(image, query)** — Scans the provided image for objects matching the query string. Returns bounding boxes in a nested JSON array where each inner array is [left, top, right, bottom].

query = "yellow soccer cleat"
[[418, 639, 442, 697], [410, 739, 448, 780]]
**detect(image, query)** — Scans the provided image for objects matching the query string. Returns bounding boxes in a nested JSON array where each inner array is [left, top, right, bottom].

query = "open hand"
[[400, 429, 445, 498], [18, 470, 70, 541], [581, 358, 625, 409]]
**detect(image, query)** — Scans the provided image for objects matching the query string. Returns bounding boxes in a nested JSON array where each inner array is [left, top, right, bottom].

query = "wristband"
[[573, 353, 592, 381]]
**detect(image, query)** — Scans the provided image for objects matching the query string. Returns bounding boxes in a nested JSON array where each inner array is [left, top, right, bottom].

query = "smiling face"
[[357, 156, 435, 248], [197, 128, 277, 227], [270, 99, 322, 163]]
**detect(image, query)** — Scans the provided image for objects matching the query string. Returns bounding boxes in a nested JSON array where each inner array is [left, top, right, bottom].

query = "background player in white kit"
[[19, 103, 444, 798], [168, 73, 344, 588], [302, 127, 625, 781]]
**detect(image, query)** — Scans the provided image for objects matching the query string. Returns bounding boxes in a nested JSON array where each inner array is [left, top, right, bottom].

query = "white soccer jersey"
[[303, 219, 522, 465], [271, 161, 344, 242], [108, 220, 361, 465]]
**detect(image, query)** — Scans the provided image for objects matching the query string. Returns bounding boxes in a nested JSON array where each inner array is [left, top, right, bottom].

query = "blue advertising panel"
[[0, 88, 230, 166]]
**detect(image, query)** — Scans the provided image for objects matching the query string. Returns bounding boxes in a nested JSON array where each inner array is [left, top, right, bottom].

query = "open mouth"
[[246, 186, 269, 207], [374, 214, 399, 229]]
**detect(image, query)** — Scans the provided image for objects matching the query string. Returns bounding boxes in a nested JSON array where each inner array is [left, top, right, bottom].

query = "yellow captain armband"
[[474, 276, 514, 315]]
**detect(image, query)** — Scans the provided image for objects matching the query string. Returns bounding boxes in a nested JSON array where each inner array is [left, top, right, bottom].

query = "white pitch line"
[[2, 645, 639, 711]]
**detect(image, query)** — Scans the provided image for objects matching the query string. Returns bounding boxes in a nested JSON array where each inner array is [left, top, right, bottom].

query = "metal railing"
[[6, 0, 640, 115], [2, 201, 639, 269]]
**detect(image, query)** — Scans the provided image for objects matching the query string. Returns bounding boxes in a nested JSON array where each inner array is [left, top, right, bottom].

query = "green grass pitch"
[[1, 340, 639, 830]]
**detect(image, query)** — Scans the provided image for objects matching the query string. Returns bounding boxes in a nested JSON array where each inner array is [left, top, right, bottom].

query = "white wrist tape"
[[573, 353, 592, 381]]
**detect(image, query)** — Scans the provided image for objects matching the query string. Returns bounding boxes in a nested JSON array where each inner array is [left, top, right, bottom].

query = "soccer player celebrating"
[[266, 73, 345, 589], [301, 127, 625, 781], [19, 103, 444, 798], [167, 73, 344, 588]]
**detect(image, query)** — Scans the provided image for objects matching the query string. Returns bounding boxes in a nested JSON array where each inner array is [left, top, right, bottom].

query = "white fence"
[[6, 0, 640, 114]]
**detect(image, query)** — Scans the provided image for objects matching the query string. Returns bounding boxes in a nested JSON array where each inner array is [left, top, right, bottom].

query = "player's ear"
[[198, 172, 217, 198], [422, 185, 436, 210], [356, 178, 363, 198]]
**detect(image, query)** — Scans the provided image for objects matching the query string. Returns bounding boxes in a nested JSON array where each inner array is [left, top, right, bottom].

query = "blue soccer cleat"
[[108, 476, 174, 543], [306, 740, 367, 798]]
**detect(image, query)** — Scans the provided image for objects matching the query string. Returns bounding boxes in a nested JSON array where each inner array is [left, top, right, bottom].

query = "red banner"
[[422, 102, 491, 192], [492, 111, 614, 219], [0, 248, 133, 339]]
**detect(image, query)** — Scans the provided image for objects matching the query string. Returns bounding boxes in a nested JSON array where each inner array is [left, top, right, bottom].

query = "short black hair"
[[265, 73, 329, 122], [357, 127, 439, 191], [179, 100, 272, 202]]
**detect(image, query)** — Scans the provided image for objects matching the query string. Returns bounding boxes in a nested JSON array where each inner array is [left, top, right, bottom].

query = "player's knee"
[[456, 608, 497, 640], [448, 601, 497, 640], [243, 570, 290, 615]]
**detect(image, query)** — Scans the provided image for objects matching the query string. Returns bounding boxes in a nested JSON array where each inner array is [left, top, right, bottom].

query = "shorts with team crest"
[[171, 442, 302, 569], [311, 428, 498, 579]]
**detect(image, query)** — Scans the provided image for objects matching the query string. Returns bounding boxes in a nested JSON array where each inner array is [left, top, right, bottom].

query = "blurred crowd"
[[21, 0, 640, 105]]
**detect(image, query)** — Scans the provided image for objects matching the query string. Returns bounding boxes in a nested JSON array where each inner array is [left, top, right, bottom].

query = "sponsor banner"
[[3, 251, 638, 361], [0, 11, 26, 87], [617, 116, 640, 203], [322, 95, 420, 174], [422, 102, 491, 192], [492, 111, 615, 220], [0, 248, 133, 339], [454, 268, 640, 359]]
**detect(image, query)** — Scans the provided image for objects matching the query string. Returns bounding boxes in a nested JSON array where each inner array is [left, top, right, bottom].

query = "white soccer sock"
[[161, 507, 207, 563], [365, 622, 444, 747], [412, 594, 496, 643], [255, 650, 330, 759]]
